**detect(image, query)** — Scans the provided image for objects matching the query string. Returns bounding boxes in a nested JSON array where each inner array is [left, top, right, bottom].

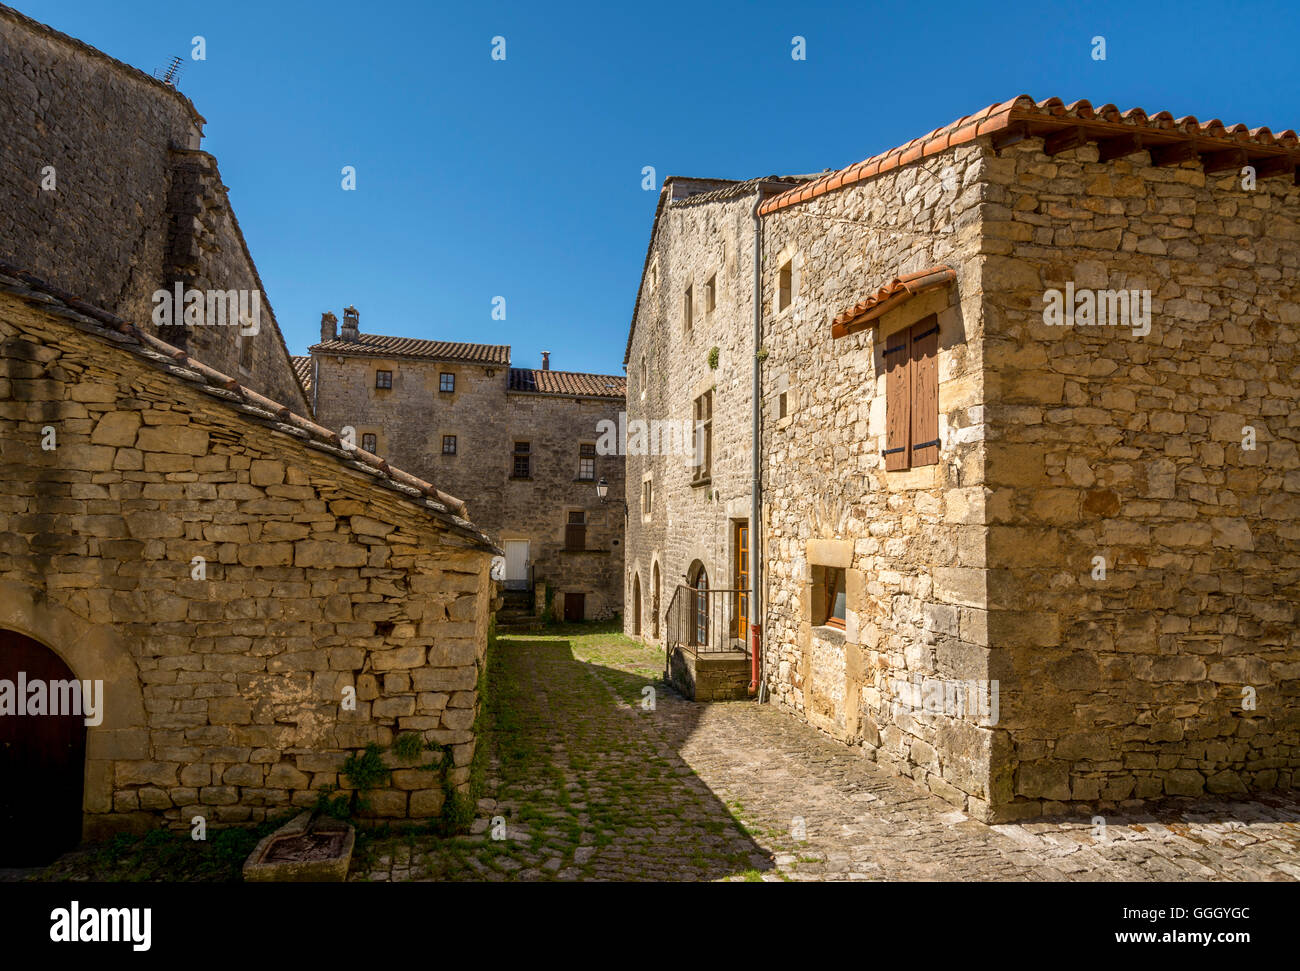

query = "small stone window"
[[778, 259, 793, 312], [705, 274, 717, 314], [811, 565, 846, 630], [693, 390, 712, 482], [778, 391, 788, 419], [439, 372, 455, 393], [641, 477, 653, 517], [512, 441, 531, 478], [239, 334, 254, 371], [361, 433, 378, 454], [640, 355, 647, 400], [684, 284, 694, 331], [565, 510, 587, 551], [578, 443, 596, 481], [442, 434, 457, 455], [375, 370, 393, 389]]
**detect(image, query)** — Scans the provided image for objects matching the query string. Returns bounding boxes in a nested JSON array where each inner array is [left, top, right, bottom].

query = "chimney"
[[541, 351, 550, 371], [320, 311, 338, 342], [341, 305, 360, 342]]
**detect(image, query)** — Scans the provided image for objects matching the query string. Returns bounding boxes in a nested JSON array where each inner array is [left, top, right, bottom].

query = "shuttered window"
[[883, 314, 940, 471], [565, 511, 587, 550]]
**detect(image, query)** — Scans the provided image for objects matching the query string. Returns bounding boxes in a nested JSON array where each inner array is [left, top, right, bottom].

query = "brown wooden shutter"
[[565, 511, 586, 550], [884, 327, 912, 471], [910, 315, 940, 468]]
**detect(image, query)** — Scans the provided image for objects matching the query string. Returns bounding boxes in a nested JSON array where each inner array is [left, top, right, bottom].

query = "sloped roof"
[[291, 355, 312, 393], [831, 266, 957, 338], [0, 258, 496, 551], [310, 332, 510, 365], [623, 174, 818, 364], [761, 95, 1300, 216], [508, 368, 626, 398]]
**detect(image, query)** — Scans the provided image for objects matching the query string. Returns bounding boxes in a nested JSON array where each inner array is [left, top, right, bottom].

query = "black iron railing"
[[665, 584, 751, 671]]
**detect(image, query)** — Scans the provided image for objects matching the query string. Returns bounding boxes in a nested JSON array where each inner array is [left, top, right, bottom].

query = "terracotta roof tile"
[[759, 95, 1299, 217], [310, 333, 510, 365], [830, 265, 957, 338], [291, 355, 312, 393], [507, 368, 626, 398], [0, 258, 493, 548]]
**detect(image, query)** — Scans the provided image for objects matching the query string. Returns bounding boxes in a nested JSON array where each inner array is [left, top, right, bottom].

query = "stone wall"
[[311, 341, 625, 619], [759, 145, 996, 815], [979, 140, 1300, 818], [0, 5, 309, 415], [625, 183, 761, 644], [0, 289, 494, 837]]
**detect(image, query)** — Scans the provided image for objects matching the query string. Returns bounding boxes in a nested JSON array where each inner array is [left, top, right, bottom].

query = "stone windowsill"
[[561, 548, 609, 554], [812, 623, 846, 644], [509, 475, 532, 481], [690, 475, 711, 488]]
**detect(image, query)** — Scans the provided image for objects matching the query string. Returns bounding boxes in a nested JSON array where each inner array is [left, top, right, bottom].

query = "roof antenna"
[[154, 56, 184, 88]]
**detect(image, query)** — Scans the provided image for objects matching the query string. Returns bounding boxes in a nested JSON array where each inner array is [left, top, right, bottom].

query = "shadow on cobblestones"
[[352, 627, 775, 881]]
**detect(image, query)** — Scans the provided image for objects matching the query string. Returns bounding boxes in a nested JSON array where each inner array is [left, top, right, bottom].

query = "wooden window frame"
[[361, 433, 378, 454], [693, 390, 712, 482], [442, 434, 457, 455], [439, 372, 455, 393], [565, 510, 587, 551], [883, 314, 940, 472], [812, 565, 846, 630], [512, 441, 531, 479], [577, 442, 596, 481], [375, 370, 393, 389]]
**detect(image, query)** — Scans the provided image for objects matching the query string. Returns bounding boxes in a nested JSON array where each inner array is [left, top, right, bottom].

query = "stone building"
[[622, 176, 810, 698], [309, 314, 627, 621], [627, 96, 1300, 821], [0, 5, 496, 861]]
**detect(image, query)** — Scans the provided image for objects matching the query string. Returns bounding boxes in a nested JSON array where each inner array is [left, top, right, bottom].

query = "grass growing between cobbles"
[[354, 620, 771, 881]]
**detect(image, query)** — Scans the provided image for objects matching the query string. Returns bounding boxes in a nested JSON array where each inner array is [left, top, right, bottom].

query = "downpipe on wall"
[[750, 186, 766, 701]]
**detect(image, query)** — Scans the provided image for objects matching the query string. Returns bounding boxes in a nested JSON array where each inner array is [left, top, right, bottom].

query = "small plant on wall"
[[707, 346, 720, 370]]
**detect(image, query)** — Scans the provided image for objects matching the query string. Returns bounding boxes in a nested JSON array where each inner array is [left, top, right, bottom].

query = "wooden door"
[[632, 577, 642, 636], [0, 629, 86, 865], [563, 593, 585, 622], [504, 540, 530, 590], [734, 521, 749, 639]]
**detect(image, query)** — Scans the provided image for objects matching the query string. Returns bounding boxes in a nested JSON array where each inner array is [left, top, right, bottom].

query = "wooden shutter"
[[910, 315, 940, 468], [565, 511, 586, 550], [884, 327, 912, 471]]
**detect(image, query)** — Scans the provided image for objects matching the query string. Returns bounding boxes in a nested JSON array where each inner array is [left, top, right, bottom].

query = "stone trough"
[[243, 812, 355, 882]]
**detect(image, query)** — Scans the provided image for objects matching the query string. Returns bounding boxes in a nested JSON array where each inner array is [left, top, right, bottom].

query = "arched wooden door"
[[0, 629, 86, 865], [651, 563, 660, 639], [632, 575, 642, 636]]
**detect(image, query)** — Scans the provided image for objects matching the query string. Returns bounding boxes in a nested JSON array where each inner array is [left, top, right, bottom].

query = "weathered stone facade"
[[627, 103, 1300, 822], [623, 178, 808, 651], [0, 4, 309, 414], [0, 283, 496, 838], [310, 321, 626, 620]]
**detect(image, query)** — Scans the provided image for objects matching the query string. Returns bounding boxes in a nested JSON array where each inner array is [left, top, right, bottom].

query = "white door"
[[504, 540, 530, 590]]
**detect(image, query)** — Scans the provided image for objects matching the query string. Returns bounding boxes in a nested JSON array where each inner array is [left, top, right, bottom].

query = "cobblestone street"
[[354, 628, 1300, 882]]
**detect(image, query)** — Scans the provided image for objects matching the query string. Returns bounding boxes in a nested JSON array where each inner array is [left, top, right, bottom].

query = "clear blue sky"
[[20, 0, 1299, 375]]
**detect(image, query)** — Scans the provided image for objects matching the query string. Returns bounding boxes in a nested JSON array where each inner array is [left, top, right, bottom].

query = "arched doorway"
[[632, 574, 642, 636], [651, 562, 661, 640], [0, 628, 87, 865], [687, 561, 709, 648]]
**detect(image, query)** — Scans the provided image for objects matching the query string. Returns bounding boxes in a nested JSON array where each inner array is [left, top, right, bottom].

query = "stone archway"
[[0, 579, 147, 844], [632, 573, 642, 637], [651, 560, 661, 640], [0, 628, 86, 863]]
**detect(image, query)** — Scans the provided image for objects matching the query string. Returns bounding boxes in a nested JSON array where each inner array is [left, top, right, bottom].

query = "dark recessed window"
[[375, 370, 392, 389], [705, 274, 716, 313], [565, 510, 587, 551], [440, 372, 455, 393], [578, 443, 596, 481], [442, 435, 457, 455], [812, 565, 846, 630], [361, 433, 377, 454], [778, 260, 793, 311], [239, 334, 254, 370], [693, 390, 712, 481], [512, 441, 531, 478]]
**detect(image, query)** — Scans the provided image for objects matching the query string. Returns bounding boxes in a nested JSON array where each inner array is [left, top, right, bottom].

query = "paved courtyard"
[[356, 627, 1300, 882]]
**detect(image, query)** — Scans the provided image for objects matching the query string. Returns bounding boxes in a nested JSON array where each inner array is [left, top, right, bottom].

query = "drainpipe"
[[749, 187, 766, 700]]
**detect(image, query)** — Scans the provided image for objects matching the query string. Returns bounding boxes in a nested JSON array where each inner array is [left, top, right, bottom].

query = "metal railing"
[[665, 584, 751, 665]]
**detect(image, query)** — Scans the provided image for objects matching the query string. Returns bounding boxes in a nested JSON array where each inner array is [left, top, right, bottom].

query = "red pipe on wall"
[[748, 623, 762, 696]]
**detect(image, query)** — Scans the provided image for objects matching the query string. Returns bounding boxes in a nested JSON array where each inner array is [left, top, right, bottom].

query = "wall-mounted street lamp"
[[595, 476, 627, 518]]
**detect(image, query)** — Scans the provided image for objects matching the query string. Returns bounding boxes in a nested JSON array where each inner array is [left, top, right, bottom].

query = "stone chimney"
[[541, 351, 550, 371], [341, 305, 360, 342], [321, 311, 337, 342]]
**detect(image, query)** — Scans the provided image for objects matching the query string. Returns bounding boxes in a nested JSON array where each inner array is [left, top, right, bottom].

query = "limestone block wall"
[[980, 142, 1300, 818], [311, 349, 626, 618], [625, 188, 759, 643], [502, 391, 624, 619], [311, 352, 508, 521], [0, 292, 494, 837], [760, 144, 995, 816], [0, 6, 309, 416]]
